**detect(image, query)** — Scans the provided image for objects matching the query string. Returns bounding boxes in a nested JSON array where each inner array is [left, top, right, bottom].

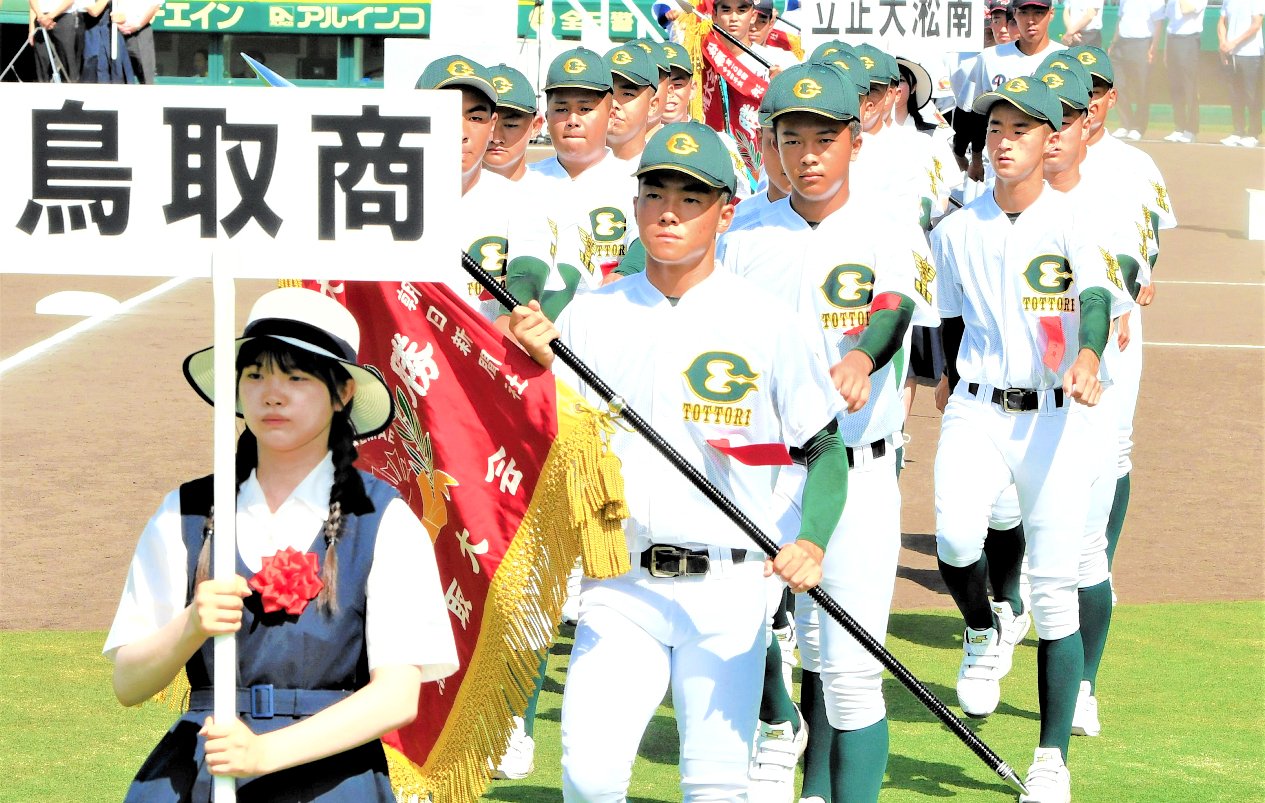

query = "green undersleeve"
[[1078, 287, 1112, 358], [855, 294, 915, 373], [799, 420, 847, 551], [614, 238, 646, 276]]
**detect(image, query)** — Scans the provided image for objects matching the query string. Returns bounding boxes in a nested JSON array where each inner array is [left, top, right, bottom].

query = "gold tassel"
[[787, 32, 804, 61], [387, 389, 628, 803], [682, 14, 711, 124], [277, 278, 303, 288], [151, 668, 191, 712]]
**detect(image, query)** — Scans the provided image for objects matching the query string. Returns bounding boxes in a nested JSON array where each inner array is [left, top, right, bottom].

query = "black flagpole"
[[461, 253, 1029, 796]]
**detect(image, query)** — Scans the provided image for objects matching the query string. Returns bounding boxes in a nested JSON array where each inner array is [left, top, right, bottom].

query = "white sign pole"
[[210, 262, 238, 803]]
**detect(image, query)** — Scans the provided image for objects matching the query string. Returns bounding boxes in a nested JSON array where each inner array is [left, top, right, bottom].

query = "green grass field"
[[2, 601, 1261, 802]]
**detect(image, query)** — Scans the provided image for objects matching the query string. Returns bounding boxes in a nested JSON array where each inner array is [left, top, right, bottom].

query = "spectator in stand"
[[1110, 0, 1166, 140], [27, 0, 81, 82], [114, 0, 162, 84], [1218, 0, 1264, 147], [1163, 0, 1209, 143]]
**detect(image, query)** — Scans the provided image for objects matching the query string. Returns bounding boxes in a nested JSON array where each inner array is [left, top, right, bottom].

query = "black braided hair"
[[192, 338, 370, 617]]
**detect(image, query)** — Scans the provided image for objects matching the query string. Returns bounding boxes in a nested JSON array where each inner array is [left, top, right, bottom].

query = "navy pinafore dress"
[[124, 471, 401, 802]]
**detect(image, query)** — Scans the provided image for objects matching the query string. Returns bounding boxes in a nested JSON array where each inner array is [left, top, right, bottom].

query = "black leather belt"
[[639, 544, 747, 578], [966, 382, 1065, 413], [789, 438, 886, 468], [189, 686, 352, 719]]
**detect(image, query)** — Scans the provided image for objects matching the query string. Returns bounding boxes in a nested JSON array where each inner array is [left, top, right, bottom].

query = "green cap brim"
[[973, 92, 1055, 129]]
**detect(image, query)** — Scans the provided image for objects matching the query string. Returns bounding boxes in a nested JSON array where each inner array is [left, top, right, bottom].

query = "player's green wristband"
[[1078, 287, 1112, 359], [855, 293, 915, 373], [614, 238, 646, 277], [798, 420, 847, 551]]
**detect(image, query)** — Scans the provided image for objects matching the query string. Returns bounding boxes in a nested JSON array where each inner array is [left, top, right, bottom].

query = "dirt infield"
[[1, 144, 1262, 631]]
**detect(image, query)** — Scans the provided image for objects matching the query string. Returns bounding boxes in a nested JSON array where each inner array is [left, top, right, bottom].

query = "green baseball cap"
[[635, 121, 737, 195], [545, 47, 611, 93], [811, 50, 871, 96], [1063, 45, 1114, 86], [606, 44, 658, 88], [1037, 66, 1089, 112], [487, 63, 537, 114], [417, 55, 498, 107], [631, 38, 671, 76], [854, 44, 896, 86], [1038, 52, 1094, 97], [660, 40, 693, 75], [809, 40, 855, 62], [767, 62, 861, 124], [972, 75, 1063, 130]]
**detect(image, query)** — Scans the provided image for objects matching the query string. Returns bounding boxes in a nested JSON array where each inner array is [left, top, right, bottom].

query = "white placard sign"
[[0, 84, 461, 281], [798, 0, 987, 57]]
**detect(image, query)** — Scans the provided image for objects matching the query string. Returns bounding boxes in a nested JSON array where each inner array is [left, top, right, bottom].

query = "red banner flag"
[[681, 16, 768, 177], [299, 279, 629, 802]]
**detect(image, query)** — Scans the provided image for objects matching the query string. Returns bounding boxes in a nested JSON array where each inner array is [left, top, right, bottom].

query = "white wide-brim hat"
[[183, 287, 394, 440], [896, 56, 933, 112]]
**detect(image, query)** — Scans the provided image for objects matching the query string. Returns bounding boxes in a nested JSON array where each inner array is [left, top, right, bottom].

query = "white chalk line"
[[1144, 340, 1264, 350], [0, 276, 193, 378], [1153, 280, 1265, 287]]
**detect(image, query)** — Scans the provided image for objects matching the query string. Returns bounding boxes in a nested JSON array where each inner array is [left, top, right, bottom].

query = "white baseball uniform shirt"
[[554, 269, 841, 553], [1082, 134, 1178, 236], [728, 188, 777, 232], [970, 40, 1066, 102], [932, 183, 1133, 390], [455, 169, 521, 321], [718, 197, 939, 446]]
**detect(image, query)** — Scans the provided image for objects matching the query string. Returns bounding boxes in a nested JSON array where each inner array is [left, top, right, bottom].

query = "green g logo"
[[589, 207, 627, 242], [684, 352, 759, 404], [468, 235, 508, 278], [1023, 254, 1073, 294], [821, 264, 875, 309]]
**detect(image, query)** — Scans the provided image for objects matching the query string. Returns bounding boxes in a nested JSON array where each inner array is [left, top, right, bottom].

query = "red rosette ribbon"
[[249, 547, 324, 616]]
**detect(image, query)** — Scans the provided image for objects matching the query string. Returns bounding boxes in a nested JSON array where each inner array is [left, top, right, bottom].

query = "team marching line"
[[102, 1, 1191, 801]]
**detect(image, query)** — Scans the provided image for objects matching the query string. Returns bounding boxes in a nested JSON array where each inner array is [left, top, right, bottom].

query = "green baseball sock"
[[521, 652, 549, 737], [938, 557, 996, 631], [830, 718, 889, 803], [1106, 473, 1131, 568], [983, 524, 1026, 616], [1079, 580, 1113, 694], [759, 639, 800, 730], [772, 587, 793, 630], [1037, 632, 1084, 758], [800, 669, 833, 802]]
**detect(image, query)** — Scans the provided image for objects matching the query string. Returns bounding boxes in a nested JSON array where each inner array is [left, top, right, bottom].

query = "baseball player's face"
[[774, 112, 860, 203], [485, 108, 542, 172], [651, 74, 669, 127], [661, 68, 694, 124], [861, 86, 887, 132], [989, 11, 1013, 43], [986, 103, 1054, 183], [238, 358, 349, 462], [635, 172, 735, 269], [460, 89, 497, 178], [1044, 109, 1088, 174], [546, 89, 614, 166], [715, 0, 757, 42], [760, 127, 792, 197], [609, 77, 658, 146], [1014, 6, 1052, 45], [1086, 84, 1116, 136]]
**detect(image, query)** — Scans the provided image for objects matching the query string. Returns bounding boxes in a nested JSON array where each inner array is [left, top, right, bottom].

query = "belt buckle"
[[1001, 389, 1027, 413], [250, 684, 275, 719], [649, 544, 683, 578]]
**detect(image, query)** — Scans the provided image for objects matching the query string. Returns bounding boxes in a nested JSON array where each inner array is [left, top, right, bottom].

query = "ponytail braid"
[[194, 429, 259, 588], [317, 409, 368, 615]]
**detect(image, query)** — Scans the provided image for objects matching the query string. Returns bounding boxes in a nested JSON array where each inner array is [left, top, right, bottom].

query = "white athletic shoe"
[[773, 621, 799, 692], [1111, 127, 1129, 138], [1175, 131, 1195, 143], [1126, 130, 1142, 141], [956, 626, 1004, 717], [1018, 747, 1072, 803], [1221, 134, 1243, 147], [1071, 680, 1101, 737], [748, 716, 809, 803], [490, 716, 535, 780], [991, 600, 1031, 678], [1163, 130, 1183, 142], [1241, 136, 1259, 148]]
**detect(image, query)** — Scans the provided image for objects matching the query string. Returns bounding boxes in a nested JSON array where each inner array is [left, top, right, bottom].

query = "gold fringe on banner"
[[385, 384, 629, 803], [153, 669, 191, 712], [787, 32, 804, 61], [681, 14, 711, 124]]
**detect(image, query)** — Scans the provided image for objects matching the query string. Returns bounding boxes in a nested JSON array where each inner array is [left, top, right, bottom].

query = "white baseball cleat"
[[1163, 130, 1184, 142], [1221, 134, 1243, 147], [956, 626, 1004, 717], [1018, 747, 1072, 802], [1241, 136, 1259, 148], [991, 600, 1031, 678], [1071, 680, 1101, 737], [490, 716, 536, 780], [748, 716, 808, 803], [1126, 130, 1142, 141], [1111, 127, 1129, 138], [773, 622, 799, 691]]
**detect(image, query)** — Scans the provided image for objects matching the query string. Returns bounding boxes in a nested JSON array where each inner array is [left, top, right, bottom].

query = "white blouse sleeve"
[[365, 498, 460, 681], [102, 490, 191, 660]]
